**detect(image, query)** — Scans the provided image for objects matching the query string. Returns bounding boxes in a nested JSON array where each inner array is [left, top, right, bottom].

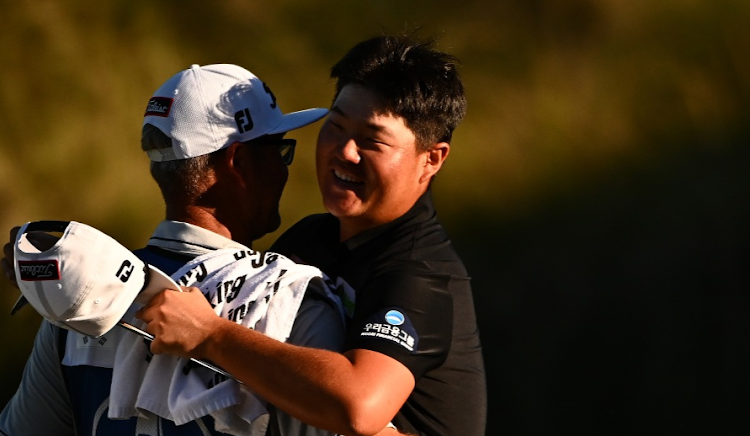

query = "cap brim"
[[10, 295, 28, 316], [134, 265, 181, 305], [267, 108, 329, 135]]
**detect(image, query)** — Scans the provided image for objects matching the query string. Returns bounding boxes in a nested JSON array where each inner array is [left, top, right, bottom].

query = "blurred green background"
[[2, 0, 749, 434]]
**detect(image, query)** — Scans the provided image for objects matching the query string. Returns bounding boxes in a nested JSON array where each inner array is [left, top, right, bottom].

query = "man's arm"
[[0, 321, 76, 435], [267, 278, 343, 436], [137, 288, 415, 436]]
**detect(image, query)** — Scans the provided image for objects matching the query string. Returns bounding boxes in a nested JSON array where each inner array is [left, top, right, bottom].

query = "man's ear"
[[221, 142, 246, 186], [420, 142, 450, 183]]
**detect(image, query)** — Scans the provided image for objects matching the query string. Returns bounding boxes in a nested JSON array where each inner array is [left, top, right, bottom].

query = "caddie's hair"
[[330, 34, 467, 150], [142, 123, 215, 201]]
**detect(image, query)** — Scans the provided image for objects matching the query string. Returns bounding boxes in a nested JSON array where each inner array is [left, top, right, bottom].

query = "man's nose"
[[338, 139, 361, 164]]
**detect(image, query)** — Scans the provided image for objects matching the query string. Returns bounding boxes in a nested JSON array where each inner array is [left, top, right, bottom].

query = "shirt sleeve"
[[284, 276, 346, 351], [345, 264, 454, 380], [0, 320, 75, 436], [266, 276, 343, 436]]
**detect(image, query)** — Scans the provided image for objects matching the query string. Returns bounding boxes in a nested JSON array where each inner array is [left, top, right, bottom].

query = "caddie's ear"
[[221, 142, 246, 183], [419, 142, 450, 183], [206, 142, 247, 196]]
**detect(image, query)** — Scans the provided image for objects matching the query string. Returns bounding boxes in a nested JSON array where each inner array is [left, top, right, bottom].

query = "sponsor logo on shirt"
[[360, 308, 418, 353], [385, 310, 405, 325]]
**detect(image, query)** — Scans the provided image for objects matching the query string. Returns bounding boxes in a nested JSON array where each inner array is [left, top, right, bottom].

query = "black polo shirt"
[[271, 190, 487, 436]]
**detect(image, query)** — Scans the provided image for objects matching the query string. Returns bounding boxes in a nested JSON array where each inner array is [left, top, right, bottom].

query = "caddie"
[[1, 63, 343, 436]]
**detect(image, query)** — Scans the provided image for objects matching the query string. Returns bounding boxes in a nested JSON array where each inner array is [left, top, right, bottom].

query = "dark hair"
[[141, 123, 214, 201], [330, 34, 467, 150]]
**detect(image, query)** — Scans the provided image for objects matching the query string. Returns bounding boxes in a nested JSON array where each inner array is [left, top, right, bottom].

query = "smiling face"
[[316, 85, 448, 241]]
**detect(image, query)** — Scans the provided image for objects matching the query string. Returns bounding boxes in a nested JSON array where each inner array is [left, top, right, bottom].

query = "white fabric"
[[109, 248, 326, 436], [13, 221, 178, 338], [144, 63, 328, 162], [61, 327, 122, 369], [146, 220, 249, 257]]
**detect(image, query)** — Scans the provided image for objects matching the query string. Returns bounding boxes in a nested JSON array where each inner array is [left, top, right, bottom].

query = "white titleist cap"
[[12, 221, 179, 337], [143, 63, 329, 162]]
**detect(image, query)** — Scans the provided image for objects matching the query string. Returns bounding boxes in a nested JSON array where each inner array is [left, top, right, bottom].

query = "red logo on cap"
[[145, 97, 173, 117], [18, 260, 60, 281]]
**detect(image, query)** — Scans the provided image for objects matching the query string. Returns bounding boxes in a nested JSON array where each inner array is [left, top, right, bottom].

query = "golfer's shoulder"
[[272, 213, 334, 253]]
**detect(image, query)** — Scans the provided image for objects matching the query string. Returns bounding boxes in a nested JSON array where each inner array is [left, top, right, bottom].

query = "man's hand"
[[1, 227, 20, 289], [135, 286, 224, 360]]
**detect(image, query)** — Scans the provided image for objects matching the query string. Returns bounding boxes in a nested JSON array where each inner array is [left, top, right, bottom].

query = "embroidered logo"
[[263, 82, 277, 109], [17, 260, 60, 281], [144, 97, 173, 117], [115, 260, 134, 283], [360, 308, 418, 353], [385, 310, 405, 326], [235, 108, 254, 133]]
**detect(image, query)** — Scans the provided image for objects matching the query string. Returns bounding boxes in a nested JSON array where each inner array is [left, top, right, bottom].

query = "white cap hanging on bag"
[[12, 221, 180, 337], [143, 63, 329, 162]]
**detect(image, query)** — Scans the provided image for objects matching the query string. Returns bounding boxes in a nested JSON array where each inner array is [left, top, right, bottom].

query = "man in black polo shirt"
[[271, 35, 486, 435], [271, 188, 485, 436], [136, 35, 487, 436]]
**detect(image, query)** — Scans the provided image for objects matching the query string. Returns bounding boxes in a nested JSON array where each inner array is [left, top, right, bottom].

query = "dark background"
[[1, 1, 749, 434]]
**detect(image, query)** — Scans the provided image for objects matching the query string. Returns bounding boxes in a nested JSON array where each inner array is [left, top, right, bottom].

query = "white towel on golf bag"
[[109, 248, 326, 435]]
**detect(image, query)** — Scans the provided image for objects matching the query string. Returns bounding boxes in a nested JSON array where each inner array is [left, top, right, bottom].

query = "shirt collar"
[[342, 188, 435, 251], [146, 220, 249, 256]]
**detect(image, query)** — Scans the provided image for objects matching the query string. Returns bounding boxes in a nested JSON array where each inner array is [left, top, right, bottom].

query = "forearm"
[[201, 319, 386, 435], [139, 288, 414, 435], [1, 322, 75, 435]]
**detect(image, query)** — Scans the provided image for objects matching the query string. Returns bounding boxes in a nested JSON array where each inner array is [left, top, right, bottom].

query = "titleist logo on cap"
[[18, 260, 60, 281], [144, 97, 173, 117]]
